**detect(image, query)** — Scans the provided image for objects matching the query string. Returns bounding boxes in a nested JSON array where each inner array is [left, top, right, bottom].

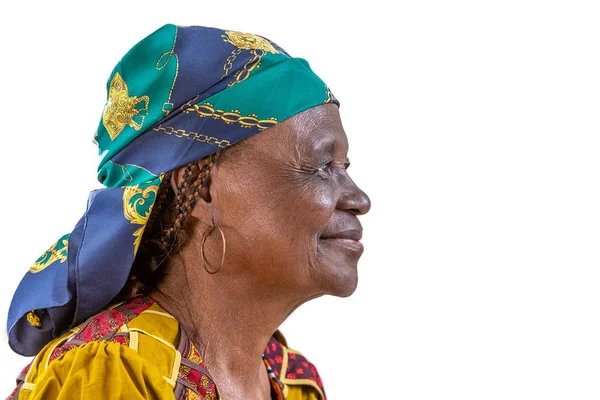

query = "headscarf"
[[8, 24, 338, 356]]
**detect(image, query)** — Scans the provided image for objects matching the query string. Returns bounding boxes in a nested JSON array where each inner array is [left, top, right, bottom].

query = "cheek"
[[218, 170, 338, 271], [276, 179, 337, 236]]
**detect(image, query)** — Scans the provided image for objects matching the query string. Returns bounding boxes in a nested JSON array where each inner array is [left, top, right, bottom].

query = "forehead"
[[279, 104, 349, 154]]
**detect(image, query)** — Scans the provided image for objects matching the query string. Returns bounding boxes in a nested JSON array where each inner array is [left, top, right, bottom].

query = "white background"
[[0, 1, 599, 399]]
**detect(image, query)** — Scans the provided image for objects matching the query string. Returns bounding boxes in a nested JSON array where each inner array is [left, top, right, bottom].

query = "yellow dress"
[[8, 297, 325, 400]]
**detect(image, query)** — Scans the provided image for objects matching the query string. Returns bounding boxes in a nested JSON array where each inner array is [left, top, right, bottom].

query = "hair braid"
[[163, 163, 195, 248], [117, 152, 221, 300]]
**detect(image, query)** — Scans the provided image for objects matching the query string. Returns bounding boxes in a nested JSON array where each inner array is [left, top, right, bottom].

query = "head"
[[124, 103, 370, 301], [9, 24, 366, 356]]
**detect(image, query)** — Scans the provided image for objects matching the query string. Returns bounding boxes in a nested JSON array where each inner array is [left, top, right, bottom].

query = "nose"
[[338, 174, 371, 216]]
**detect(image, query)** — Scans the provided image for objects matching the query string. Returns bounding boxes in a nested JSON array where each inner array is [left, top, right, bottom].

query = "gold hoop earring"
[[200, 225, 226, 274]]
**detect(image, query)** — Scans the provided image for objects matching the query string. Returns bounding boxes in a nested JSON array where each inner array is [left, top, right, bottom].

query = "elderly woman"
[[6, 24, 370, 400]]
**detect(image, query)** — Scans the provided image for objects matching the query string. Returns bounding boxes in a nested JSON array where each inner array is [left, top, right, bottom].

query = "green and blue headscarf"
[[8, 24, 338, 356]]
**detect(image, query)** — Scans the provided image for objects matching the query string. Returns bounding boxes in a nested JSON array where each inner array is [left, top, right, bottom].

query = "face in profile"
[[205, 103, 371, 298]]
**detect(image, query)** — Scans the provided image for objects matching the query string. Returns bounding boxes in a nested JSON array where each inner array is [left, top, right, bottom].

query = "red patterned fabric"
[[285, 351, 325, 392], [264, 337, 285, 380], [175, 330, 218, 400], [120, 296, 157, 315], [106, 333, 130, 346], [48, 343, 78, 364], [263, 336, 326, 399], [46, 297, 154, 364], [71, 297, 153, 343]]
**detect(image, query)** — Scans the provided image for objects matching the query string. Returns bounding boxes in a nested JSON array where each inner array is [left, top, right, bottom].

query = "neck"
[[149, 253, 310, 399]]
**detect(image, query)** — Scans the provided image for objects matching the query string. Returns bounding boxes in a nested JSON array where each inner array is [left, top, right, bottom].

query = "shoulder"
[[15, 341, 174, 400], [266, 331, 327, 400], [10, 297, 178, 400]]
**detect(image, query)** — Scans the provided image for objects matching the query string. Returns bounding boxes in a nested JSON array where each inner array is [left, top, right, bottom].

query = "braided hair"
[[118, 152, 220, 300]]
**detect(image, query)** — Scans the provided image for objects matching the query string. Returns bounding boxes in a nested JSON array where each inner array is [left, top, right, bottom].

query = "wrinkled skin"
[[151, 103, 370, 399], [203, 102, 371, 298]]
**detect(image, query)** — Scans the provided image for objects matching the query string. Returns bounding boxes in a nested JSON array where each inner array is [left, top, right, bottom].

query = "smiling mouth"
[[320, 228, 362, 241], [320, 229, 363, 252], [320, 237, 364, 253]]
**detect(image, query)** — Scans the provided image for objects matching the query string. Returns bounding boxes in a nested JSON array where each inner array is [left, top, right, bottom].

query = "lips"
[[320, 229, 362, 241]]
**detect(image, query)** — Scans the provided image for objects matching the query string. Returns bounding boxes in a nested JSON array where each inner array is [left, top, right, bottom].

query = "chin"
[[333, 281, 358, 298], [318, 263, 359, 298], [313, 240, 363, 297]]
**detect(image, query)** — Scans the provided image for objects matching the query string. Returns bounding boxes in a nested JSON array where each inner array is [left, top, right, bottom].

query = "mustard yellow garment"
[[284, 379, 323, 400], [21, 342, 173, 400], [15, 302, 323, 400]]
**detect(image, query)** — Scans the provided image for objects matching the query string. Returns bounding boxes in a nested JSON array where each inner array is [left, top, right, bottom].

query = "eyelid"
[[316, 161, 332, 172], [315, 158, 349, 173]]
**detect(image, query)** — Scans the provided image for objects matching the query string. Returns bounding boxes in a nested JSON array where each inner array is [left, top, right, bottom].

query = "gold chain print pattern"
[[221, 31, 280, 87], [102, 72, 150, 140], [107, 160, 159, 184], [153, 125, 231, 148], [156, 27, 179, 116], [222, 48, 243, 78], [183, 103, 278, 131]]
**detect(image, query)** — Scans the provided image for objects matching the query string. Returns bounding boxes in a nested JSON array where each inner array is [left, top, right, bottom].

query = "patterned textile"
[[7, 298, 155, 399], [263, 355, 285, 400], [174, 329, 218, 400], [7, 297, 325, 400], [264, 336, 326, 399], [7, 24, 339, 356]]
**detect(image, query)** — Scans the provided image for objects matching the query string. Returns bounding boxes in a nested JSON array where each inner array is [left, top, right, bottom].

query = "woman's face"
[[206, 103, 371, 298]]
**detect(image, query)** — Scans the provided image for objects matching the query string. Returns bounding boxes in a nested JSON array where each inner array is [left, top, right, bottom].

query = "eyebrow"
[[311, 139, 335, 154]]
